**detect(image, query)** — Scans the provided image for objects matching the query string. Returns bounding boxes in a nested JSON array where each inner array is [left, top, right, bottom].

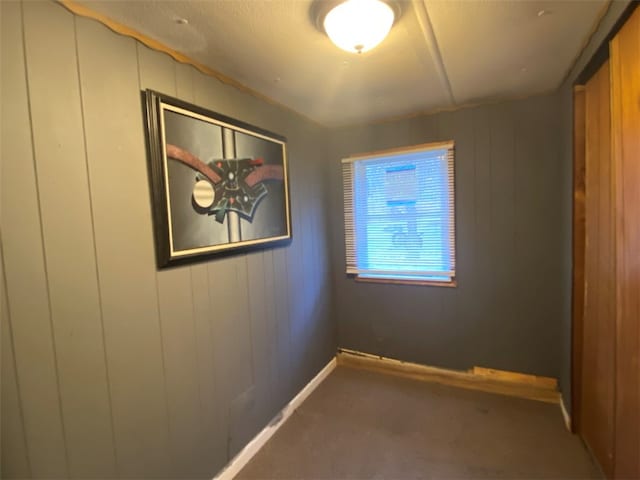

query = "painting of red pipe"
[[144, 90, 291, 267]]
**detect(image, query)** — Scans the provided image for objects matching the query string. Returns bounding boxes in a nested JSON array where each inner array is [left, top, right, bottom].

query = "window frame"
[[341, 141, 457, 287]]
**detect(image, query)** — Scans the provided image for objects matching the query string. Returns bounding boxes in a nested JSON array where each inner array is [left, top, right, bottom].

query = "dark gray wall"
[[0, 1, 335, 478], [328, 95, 566, 379], [555, 0, 632, 415]]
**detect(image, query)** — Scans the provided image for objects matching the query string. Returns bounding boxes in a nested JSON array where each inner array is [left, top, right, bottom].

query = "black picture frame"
[[144, 89, 291, 268]]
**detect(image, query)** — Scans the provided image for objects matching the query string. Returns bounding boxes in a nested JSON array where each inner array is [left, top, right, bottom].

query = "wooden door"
[[611, 6, 640, 478], [581, 59, 616, 477], [572, 85, 586, 434]]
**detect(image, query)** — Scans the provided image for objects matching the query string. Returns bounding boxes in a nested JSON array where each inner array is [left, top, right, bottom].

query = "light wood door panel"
[[572, 86, 586, 433], [611, 6, 640, 479], [582, 59, 616, 478]]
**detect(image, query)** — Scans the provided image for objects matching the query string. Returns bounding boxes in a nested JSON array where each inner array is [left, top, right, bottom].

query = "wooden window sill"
[[353, 276, 457, 288]]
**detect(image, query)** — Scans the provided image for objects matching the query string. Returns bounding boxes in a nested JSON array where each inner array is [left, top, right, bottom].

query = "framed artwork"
[[144, 89, 291, 267]]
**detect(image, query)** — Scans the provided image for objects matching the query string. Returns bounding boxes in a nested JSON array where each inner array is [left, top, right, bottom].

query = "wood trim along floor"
[[212, 357, 337, 480], [337, 349, 561, 404], [471, 366, 558, 390]]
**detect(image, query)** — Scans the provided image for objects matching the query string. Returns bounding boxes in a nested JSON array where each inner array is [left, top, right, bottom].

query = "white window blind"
[[342, 142, 455, 283]]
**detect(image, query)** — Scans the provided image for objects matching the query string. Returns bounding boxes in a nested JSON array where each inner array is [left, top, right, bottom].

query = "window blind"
[[342, 142, 455, 283]]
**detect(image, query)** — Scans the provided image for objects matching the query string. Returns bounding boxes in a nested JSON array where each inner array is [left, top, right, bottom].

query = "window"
[[342, 141, 456, 285]]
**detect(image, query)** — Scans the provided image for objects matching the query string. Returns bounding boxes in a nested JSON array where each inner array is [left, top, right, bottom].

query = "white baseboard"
[[559, 394, 572, 432], [213, 357, 337, 480]]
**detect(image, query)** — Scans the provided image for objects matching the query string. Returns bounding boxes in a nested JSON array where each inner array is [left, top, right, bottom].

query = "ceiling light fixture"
[[317, 0, 398, 54]]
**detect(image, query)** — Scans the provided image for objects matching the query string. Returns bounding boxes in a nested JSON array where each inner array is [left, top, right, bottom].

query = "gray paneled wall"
[[0, 1, 335, 478], [328, 95, 565, 379]]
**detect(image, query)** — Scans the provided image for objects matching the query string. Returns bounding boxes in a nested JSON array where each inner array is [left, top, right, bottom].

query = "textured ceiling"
[[74, 0, 607, 126]]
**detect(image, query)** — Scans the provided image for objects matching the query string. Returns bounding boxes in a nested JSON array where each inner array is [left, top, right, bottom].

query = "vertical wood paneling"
[[1, 249, 31, 478], [228, 255, 261, 453], [514, 100, 562, 373], [291, 138, 315, 384], [611, 8, 640, 478], [1, 2, 69, 476], [246, 251, 275, 427], [75, 16, 172, 477], [272, 246, 294, 403], [286, 234, 307, 389], [176, 63, 195, 101], [137, 43, 204, 478], [330, 95, 564, 378], [191, 69, 257, 460], [3, 2, 334, 477], [263, 249, 286, 406], [311, 136, 332, 362], [472, 107, 494, 362], [582, 60, 615, 477], [175, 61, 226, 475], [207, 254, 253, 460], [488, 103, 518, 366], [155, 262, 203, 477], [22, 3, 117, 476], [190, 263, 227, 472]]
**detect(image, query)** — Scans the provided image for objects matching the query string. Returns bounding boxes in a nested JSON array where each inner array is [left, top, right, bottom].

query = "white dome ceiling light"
[[316, 0, 399, 54]]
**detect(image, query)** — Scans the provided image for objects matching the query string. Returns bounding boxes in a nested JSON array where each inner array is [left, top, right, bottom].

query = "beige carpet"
[[237, 365, 600, 479]]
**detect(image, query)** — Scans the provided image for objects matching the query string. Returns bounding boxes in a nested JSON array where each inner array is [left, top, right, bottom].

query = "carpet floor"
[[237, 365, 600, 479]]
